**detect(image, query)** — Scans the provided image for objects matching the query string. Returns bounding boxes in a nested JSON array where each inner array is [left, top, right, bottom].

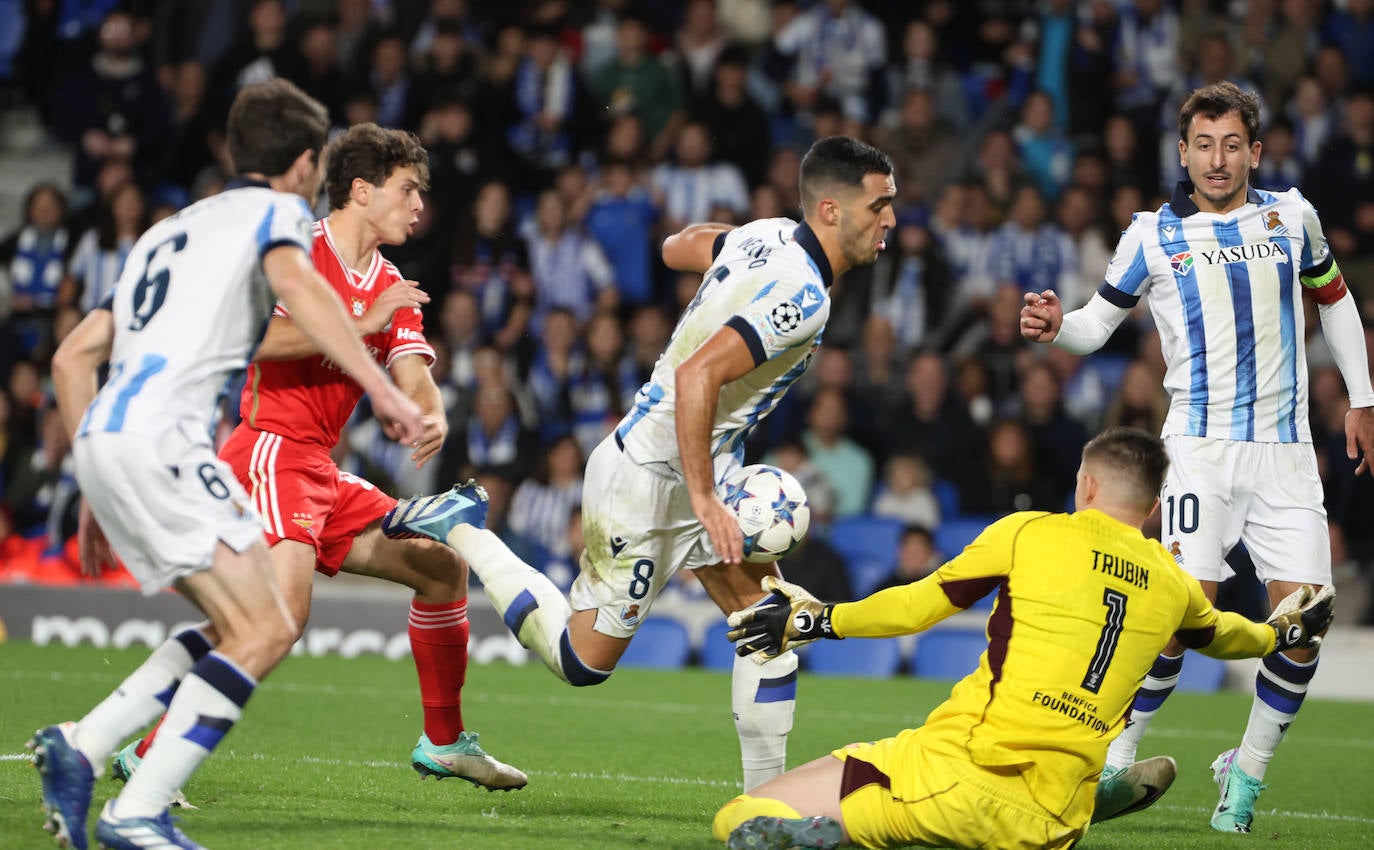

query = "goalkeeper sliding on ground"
[[712, 427, 1335, 850]]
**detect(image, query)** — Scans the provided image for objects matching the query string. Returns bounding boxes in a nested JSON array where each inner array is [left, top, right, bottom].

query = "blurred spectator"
[[0, 184, 72, 361], [1288, 76, 1335, 171], [984, 185, 1077, 299], [674, 0, 727, 100], [363, 30, 419, 129], [588, 13, 685, 161], [778, 533, 854, 603], [409, 0, 481, 61], [1102, 112, 1157, 197], [1112, 0, 1181, 129], [411, 18, 481, 116], [871, 524, 940, 592], [463, 384, 537, 480], [960, 418, 1065, 515], [876, 87, 963, 208], [211, 0, 300, 110], [585, 160, 659, 309], [1323, 0, 1374, 88], [652, 121, 749, 235], [61, 181, 147, 314], [523, 189, 617, 328], [506, 26, 575, 178], [625, 304, 671, 386], [1055, 185, 1112, 312], [537, 505, 583, 593], [1308, 91, 1374, 262], [966, 128, 1026, 215], [452, 181, 534, 351], [1014, 90, 1075, 201], [526, 306, 580, 442], [871, 453, 940, 529], [852, 314, 905, 409], [1102, 358, 1170, 435], [884, 19, 967, 133], [1254, 117, 1304, 192], [772, 0, 887, 125], [1008, 360, 1088, 499], [508, 434, 583, 556], [7, 404, 71, 537], [292, 19, 346, 123], [868, 212, 952, 355], [569, 310, 636, 453], [1245, 0, 1318, 111], [691, 45, 771, 187], [879, 351, 981, 491], [420, 97, 497, 237], [51, 9, 169, 200], [763, 146, 804, 217]]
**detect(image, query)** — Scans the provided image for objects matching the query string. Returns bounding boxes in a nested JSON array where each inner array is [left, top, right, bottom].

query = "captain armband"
[[1300, 256, 1348, 305]]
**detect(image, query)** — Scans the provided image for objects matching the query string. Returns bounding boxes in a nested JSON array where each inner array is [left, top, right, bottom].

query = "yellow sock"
[[712, 795, 802, 842]]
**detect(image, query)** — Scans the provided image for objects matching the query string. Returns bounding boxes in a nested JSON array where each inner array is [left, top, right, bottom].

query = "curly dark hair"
[[323, 123, 430, 211], [1178, 81, 1262, 145]]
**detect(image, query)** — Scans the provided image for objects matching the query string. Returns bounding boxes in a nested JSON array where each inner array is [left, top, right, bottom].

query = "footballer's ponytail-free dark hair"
[[226, 78, 330, 178], [799, 136, 894, 211], [1081, 427, 1170, 510]]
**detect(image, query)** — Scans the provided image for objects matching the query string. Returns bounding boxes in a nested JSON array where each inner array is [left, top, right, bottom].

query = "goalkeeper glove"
[[1266, 584, 1335, 651], [726, 576, 840, 661]]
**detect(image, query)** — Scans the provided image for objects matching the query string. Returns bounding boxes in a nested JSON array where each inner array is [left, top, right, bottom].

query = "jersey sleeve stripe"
[[1096, 282, 1140, 308], [724, 315, 767, 366], [711, 230, 728, 260], [385, 343, 436, 366]]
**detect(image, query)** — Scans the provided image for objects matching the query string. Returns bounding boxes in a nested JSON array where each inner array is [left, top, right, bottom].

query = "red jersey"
[[239, 218, 435, 449]]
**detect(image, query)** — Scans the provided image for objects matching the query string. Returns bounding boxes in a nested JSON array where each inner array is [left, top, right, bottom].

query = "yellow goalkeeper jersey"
[[830, 509, 1277, 826]]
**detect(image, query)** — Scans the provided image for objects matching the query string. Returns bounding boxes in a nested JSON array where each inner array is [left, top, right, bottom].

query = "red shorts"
[[219, 426, 396, 575]]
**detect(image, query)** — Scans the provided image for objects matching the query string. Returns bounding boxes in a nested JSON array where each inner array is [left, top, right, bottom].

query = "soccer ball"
[[718, 464, 810, 563]]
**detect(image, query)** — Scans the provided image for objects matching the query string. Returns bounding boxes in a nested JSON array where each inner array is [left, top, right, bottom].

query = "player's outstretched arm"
[[51, 307, 115, 441], [263, 246, 423, 443], [662, 222, 735, 273]]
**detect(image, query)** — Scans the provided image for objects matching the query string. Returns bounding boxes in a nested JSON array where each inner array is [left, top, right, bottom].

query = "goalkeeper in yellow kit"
[[715, 427, 1334, 850]]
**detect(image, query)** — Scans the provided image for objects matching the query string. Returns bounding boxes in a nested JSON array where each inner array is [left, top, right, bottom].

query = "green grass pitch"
[[2, 642, 1371, 849]]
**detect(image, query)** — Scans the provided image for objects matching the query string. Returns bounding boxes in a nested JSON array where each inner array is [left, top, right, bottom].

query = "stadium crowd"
[[2, 0, 1374, 622]]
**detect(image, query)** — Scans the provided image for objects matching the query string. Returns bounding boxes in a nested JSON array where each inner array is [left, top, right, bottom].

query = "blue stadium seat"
[[911, 628, 987, 681], [933, 516, 996, 558], [700, 620, 738, 672], [1175, 653, 1228, 692], [618, 618, 692, 670], [802, 637, 903, 678], [829, 514, 904, 572], [932, 478, 960, 518], [848, 558, 895, 597]]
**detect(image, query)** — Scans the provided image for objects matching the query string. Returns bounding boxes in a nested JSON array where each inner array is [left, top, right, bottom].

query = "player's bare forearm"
[[662, 223, 735, 273], [51, 308, 114, 440], [392, 354, 447, 466], [674, 361, 723, 506], [252, 315, 323, 361]]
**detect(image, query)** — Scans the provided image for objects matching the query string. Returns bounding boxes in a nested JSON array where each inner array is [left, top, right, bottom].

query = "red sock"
[[134, 716, 166, 758], [408, 599, 469, 746]]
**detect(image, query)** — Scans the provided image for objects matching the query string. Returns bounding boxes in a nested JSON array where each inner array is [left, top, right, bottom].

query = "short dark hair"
[[226, 78, 330, 177], [1179, 81, 1262, 145], [799, 135, 894, 211], [324, 123, 430, 210], [1081, 427, 1169, 510]]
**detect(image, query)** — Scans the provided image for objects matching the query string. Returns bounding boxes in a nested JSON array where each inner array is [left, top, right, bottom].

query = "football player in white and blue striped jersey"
[[1021, 82, 1374, 834], [385, 137, 896, 793], [33, 80, 423, 850]]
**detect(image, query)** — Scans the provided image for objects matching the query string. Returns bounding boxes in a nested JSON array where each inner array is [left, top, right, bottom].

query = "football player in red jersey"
[[108, 123, 526, 791]]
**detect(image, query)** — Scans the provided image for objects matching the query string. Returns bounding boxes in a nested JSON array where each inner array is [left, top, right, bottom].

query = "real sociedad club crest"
[[1170, 251, 1194, 277]]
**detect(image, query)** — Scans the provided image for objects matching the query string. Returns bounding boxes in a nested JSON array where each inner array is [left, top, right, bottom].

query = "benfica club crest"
[[351, 298, 366, 317]]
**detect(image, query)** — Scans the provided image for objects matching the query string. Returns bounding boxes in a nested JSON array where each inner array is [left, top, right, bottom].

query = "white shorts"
[[569, 436, 739, 639], [74, 423, 264, 596], [1160, 435, 1329, 585]]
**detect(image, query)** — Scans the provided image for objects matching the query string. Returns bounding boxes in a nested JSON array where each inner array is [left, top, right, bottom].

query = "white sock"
[[74, 627, 212, 775], [732, 649, 798, 791], [114, 652, 254, 819], [1236, 651, 1317, 780], [451, 526, 578, 682], [1105, 652, 1183, 772]]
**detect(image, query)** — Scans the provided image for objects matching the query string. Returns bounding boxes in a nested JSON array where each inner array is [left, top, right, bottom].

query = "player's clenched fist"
[[1266, 584, 1335, 651], [362, 279, 430, 334], [1020, 289, 1063, 342], [727, 576, 839, 661]]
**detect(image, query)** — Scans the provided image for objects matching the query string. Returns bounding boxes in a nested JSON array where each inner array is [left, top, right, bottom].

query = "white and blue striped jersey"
[[78, 180, 315, 439], [615, 217, 832, 468], [1100, 182, 1342, 444]]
